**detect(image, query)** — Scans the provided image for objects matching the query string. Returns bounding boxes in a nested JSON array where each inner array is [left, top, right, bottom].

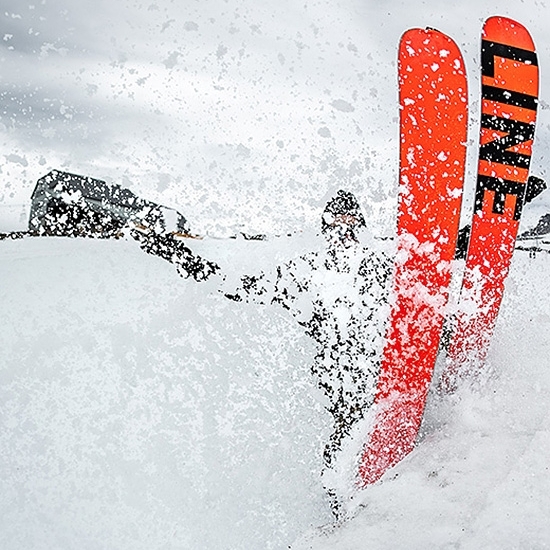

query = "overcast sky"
[[1, 0, 550, 235]]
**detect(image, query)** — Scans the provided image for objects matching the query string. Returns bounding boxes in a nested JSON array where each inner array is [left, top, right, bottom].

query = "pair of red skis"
[[358, 17, 539, 485]]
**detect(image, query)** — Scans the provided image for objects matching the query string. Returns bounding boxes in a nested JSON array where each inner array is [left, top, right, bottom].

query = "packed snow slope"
[[2, 233, 550, 549]]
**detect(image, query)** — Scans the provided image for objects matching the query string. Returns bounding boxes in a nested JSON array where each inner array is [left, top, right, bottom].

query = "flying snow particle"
[[407, 148, 416, 166], [330, 99, 355, 113], [184, 21, 198, 31], [4, 154, 28, 167], [163, 51, 181, 69]]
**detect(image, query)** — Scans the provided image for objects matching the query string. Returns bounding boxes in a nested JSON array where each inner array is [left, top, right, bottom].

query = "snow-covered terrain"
[[0, 234, 331, 549], [1, 233, 550, 549]]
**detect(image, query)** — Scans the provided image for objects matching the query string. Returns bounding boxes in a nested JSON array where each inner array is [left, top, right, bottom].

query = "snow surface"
[[1, 234, 550, 549], [0, 234, 334, 549]]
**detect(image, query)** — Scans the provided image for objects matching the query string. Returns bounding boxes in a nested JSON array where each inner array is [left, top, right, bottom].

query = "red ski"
[[358, 28, 467, 485], [441, 17, 539, 392]]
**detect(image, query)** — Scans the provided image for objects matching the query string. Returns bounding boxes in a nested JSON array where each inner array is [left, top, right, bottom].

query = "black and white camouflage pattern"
[[227, 242, 392, 468]]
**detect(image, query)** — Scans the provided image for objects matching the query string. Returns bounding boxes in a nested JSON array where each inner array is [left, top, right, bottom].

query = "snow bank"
[[0, 236, 333, 549]]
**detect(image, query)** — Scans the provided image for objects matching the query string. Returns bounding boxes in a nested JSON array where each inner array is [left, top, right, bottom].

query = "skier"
[[108, 186, 393, 509], [20, 171, 392, 489], [224, 190, 393, 479]]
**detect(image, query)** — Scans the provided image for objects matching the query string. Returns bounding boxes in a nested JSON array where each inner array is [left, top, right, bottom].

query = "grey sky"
[[1, 0, 549, 235]]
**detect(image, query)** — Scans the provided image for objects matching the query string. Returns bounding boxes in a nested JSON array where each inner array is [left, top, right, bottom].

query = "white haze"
[[1, 0, 550, 236]]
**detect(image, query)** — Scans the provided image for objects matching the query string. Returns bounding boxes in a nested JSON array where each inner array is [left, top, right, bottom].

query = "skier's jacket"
[[226, 238, 392, 465]]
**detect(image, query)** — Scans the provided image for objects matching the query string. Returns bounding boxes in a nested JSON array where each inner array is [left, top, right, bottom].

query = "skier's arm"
[[130, 228, 220, 282]]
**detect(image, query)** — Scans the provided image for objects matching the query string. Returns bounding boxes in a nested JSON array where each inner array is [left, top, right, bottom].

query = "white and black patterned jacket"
[[226, 242, 393, 464]]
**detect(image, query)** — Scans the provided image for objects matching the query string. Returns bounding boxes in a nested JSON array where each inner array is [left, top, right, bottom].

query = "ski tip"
[[401, 26, 443, 36], [399, 26, 463, 53], [483, 16, 535, 51]]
